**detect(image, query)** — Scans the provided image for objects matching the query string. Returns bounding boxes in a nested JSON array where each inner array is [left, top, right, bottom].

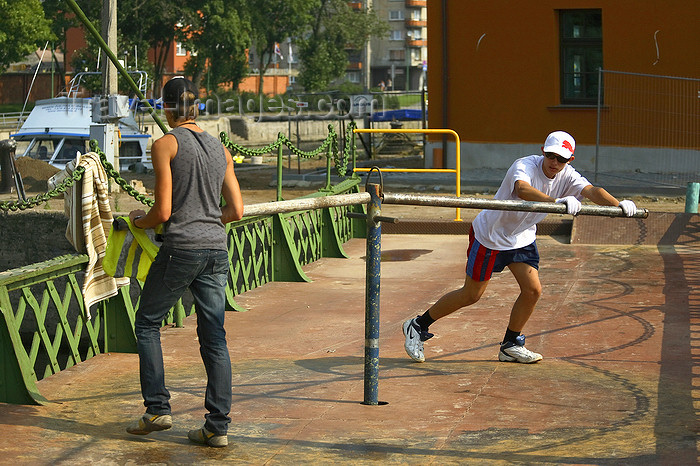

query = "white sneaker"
[[402, 317, 433, 362], [498, 335, 542, 363]]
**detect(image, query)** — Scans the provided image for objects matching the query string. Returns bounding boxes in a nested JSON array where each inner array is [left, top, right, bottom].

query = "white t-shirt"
[[472, 155, 591, 250]]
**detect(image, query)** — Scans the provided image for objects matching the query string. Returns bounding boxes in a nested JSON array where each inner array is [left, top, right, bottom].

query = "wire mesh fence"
[[596, 70, 700, 188]]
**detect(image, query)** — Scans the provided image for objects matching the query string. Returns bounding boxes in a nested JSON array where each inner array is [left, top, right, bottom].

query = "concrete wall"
[[0, 212, 75, 271]]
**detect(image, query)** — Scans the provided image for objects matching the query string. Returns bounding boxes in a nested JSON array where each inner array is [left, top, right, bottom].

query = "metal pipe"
[[362, 183, 382, 406], [382, 193, 649, 218], [242, 192, 371, 217], [241, 192, 648, 219]]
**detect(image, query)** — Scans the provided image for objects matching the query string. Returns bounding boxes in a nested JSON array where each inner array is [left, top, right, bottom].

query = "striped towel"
[[65, 152, 128, 318], [104, 217, 162, 282]]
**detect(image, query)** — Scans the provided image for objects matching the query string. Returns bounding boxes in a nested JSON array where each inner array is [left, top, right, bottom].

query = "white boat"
[[10, 71, 152, 171]]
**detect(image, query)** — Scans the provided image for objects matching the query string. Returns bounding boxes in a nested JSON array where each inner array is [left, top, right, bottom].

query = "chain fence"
[[595, 70, 700, 188]]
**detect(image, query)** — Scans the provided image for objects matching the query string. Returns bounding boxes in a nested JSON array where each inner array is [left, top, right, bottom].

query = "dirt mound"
[[13, 156, 61, 192]]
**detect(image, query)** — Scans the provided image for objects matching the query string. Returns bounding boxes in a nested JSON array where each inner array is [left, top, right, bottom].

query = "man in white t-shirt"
[[402, 131, 638, 363]]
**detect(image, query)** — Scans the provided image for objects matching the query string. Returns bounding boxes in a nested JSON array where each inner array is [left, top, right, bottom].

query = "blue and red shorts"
[[466, 227, 540, 281]]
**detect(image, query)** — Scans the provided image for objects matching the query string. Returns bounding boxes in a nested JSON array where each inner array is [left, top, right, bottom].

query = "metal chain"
[[335, 122, 356, 178], [220, 125, 352, 177], [0, 142, 155, 213], [2, 125, 354, 213], [220, 131, 283, 156], [0, 165, 86, 212], [89, 141, 154, 206]]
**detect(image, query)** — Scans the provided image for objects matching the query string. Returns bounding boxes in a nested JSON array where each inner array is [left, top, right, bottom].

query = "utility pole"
[[101, 0, 118, 94], [91, 0, 121, 172]]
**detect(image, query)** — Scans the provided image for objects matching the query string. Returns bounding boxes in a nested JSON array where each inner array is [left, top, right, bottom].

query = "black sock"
[[415, 311, 435, 331], [503, 328, 520, 344]]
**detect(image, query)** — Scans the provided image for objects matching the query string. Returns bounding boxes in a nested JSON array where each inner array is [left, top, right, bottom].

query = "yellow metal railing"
[[353, 128, 462, 221]]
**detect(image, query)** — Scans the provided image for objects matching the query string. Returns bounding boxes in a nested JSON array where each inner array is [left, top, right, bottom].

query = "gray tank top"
[[163, 127, 227, 250]]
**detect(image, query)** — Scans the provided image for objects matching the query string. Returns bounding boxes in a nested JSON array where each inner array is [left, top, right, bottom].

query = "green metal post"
[[352, 127, 357, 176], [325, 145, 332, 190], [173, 301, 186, 327], [102, 287, 137, 353], [277, 142, 284, 201], [64, 0, 168, 135], [0, 304, 47, 405]]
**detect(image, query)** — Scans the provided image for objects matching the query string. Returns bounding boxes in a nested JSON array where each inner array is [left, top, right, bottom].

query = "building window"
[[389, 49, 405, 61], [389, 10, 404, 20], [390, 30, 403, 41], [559, 9, 602, 105], [346, 71, 360, 83], [175, 42, 187, 56]]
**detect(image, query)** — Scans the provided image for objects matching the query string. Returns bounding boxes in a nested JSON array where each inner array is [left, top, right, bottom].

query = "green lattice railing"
[[0, 254, 197, 404], [0, 124, 365, 405]]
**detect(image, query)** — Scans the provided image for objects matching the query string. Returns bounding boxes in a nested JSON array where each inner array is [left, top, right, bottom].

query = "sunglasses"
[[543, 152, 570, 164]]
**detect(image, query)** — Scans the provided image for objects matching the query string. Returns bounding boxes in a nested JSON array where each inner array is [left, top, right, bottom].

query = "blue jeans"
[[135, 246, 231, 435]]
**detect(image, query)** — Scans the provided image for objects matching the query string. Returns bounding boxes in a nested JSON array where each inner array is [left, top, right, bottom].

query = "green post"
[[277, 137, 284, 201], [686, 182, 699, 213], [173, 301, 186, 328], [102, 288, 137, 353], [0, 307, 47, 405], [325, 145, 332, 190], [351, 126, 357, 176]]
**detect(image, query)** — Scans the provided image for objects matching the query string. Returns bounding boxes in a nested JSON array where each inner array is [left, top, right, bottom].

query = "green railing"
[[0, 127, 365, 405]]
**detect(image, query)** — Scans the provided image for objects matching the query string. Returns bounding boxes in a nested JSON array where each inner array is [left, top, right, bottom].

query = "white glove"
[[555, 196, 582, 215], [618, 199, 637, 217]]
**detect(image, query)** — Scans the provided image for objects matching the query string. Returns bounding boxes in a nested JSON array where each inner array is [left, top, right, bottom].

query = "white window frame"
[[390, 30, 404, 41], [346, 71, 360, 83]]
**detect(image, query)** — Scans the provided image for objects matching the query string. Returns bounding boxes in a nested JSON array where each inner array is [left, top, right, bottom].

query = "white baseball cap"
[[543, 131, 576, 159]]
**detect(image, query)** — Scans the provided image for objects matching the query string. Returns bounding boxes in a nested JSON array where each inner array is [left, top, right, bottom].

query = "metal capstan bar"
[[241, 191, 649, 219], [381, 193, 649, 218], [242, 192, 371, 217]]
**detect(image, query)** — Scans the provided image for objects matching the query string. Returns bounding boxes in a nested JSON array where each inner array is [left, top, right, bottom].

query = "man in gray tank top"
[[126, 77, 244, 447]]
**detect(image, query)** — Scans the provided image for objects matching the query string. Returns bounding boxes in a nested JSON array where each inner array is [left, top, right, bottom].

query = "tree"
[[248, 0, 317, 95], [182, 0, 250, 93], [43, 0, 100, 83], [298, 0, 387, 91], [117, 0, 193, 96], [0, 0, 54, 72]]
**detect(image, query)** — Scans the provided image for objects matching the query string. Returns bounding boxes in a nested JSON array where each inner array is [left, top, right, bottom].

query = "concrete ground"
[[0, 223, 698, 464]]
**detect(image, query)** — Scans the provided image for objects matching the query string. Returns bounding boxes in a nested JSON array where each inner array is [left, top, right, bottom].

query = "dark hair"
[[162, 76, 198, 119]]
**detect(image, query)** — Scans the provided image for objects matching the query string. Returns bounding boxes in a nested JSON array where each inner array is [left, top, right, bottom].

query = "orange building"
[[427, 1, 700, 170]]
